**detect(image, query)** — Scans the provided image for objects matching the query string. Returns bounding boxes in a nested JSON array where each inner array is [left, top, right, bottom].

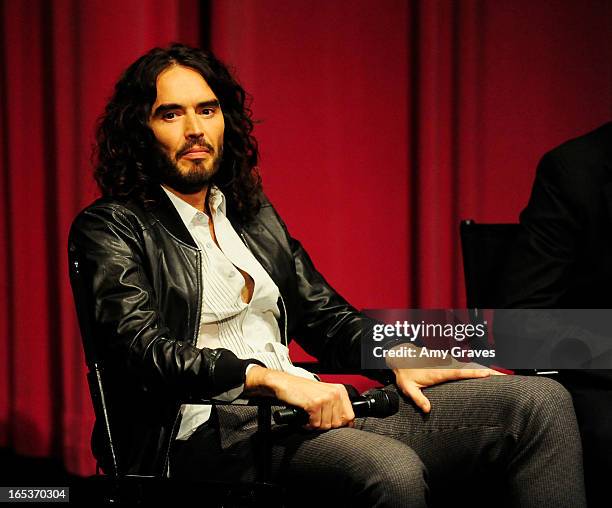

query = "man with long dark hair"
[[69, 44, 585, 506]]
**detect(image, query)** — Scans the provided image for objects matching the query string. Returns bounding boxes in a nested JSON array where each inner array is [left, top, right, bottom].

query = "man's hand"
[[245, 365, 355, 430], [393, 367, 503, 413]]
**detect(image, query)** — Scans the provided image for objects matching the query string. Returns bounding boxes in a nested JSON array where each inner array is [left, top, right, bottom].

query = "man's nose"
[[184, 111, 205, 139]]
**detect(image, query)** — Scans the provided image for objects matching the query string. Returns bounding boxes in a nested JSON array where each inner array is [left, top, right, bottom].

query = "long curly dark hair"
[[94, 43, 262, 222]]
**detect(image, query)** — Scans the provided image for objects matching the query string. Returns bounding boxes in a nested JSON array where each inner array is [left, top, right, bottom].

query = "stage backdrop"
[[1, 0, 611, 476]]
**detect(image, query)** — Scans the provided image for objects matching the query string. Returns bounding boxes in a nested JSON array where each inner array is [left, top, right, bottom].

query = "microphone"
[[273, 388, 399, 425]]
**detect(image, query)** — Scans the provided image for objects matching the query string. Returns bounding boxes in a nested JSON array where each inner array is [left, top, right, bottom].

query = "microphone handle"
[[273, 407, 308, 425], [351, 398, 374, 417], [273, 398, 374, 425]]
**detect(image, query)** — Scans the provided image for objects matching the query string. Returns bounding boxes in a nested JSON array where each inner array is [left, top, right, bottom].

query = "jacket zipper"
[[278, 294, 289, 349], [164, 410, 182, 478], [166, 248, 203, 478]]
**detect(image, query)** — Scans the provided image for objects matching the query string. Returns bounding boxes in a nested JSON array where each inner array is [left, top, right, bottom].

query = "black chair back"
[[68, 245, 121, 484], [460, 220, 520, 310], [460, 220, 557, 377], [67, 242, 285, 504]]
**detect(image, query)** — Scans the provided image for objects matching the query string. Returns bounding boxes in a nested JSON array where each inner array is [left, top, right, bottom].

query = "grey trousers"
[[171, 375, 586, 507]]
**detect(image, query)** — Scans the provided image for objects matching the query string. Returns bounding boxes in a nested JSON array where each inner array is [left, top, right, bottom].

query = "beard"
[[154, 140, 223, 194]]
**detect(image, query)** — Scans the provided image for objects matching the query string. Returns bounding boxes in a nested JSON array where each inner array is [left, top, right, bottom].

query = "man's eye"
[[201, 107, 216, 116], [162, 112, 179, 120]]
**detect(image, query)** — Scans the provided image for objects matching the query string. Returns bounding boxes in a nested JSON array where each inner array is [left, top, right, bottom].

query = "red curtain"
[[211, 0, 612, 309], [0, 0, 201, 475], [1, 0, 611, 476]]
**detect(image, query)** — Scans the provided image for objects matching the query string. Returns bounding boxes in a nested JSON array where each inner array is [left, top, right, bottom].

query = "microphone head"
[[369, 390, 400, 417]]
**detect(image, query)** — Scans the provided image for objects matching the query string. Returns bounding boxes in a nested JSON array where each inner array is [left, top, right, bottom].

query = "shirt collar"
[[161, 185, 226, 228], [209, 186, 226, 215]]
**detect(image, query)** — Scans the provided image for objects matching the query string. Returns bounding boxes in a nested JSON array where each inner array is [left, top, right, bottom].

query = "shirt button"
[[206, 242, 213, 249], [229, 271, 235, 278]]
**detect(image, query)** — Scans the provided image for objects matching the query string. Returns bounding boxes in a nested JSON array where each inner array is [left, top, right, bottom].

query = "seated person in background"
[[69, 43, 586, 507], [502, 122, 612, 507]]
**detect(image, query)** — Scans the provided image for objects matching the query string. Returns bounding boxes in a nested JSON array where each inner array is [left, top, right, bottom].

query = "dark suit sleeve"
[[495, 150, 612, 369], [69, 204, 259, 399], [502, 150, 584, 308], [267, 205, 393, 383]]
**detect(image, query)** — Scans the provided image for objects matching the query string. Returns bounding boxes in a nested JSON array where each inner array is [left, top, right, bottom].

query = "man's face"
[[148, 64, 225, 193]]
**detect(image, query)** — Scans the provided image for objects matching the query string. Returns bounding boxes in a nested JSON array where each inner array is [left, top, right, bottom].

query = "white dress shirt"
[[161, 186, 316, 440]]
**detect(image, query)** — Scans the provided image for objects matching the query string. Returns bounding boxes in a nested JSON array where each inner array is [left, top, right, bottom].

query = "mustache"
[[176, 138, 216, 160]]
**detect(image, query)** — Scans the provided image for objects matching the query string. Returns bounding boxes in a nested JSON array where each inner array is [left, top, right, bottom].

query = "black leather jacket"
[[68, 188, 384, 476]]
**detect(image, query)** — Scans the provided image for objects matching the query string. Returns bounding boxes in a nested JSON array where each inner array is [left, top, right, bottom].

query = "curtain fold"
[[1, 0, 611, 476], [0, 0, 201, 475]]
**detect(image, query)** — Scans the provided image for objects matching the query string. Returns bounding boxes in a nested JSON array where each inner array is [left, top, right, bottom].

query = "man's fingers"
[[461, 363, 507, 376], [306, 406, 322, 430], [392, 366, 504, 416], [400, 381, 431, 413], [330, 402, 343, 429], [295, 383, 358, 431], [332, 387, 354, 428], [431, 368, 491, 383], [455, 368, 492, 379]]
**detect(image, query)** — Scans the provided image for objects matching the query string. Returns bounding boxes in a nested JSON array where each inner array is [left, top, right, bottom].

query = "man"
[[69, 44, 585, 507], [502, 122, 612, 507]]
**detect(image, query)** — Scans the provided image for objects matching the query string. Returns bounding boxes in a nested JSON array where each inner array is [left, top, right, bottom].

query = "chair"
[[459, 219, 558, 377], [460, 220, 521, 312], [68, 245, 284, 505]]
